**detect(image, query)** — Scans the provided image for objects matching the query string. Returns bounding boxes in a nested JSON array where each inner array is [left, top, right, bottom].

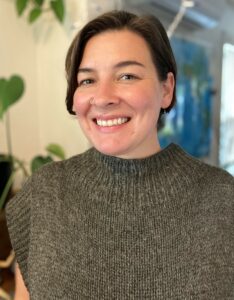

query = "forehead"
[[80, 29, 154, 67]]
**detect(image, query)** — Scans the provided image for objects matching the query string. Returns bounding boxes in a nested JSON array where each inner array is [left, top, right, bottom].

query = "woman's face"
[[73, 29, 174, 158]]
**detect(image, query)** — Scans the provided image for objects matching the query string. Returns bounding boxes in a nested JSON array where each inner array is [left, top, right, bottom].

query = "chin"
[[92, 142, 128, 158], [96, 146, 123, 157]]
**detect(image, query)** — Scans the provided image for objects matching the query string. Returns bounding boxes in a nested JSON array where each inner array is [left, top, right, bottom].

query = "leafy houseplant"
[[15, 0, 65, 23], [0, 75, 25, 209], [30, 143, 65, 172], [0, 74, 66, 209]]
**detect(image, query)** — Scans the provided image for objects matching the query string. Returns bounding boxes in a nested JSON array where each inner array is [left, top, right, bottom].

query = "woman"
[[7, 10, 234, 299]]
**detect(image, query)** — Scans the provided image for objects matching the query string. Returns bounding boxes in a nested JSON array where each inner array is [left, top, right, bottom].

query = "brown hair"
[[65, 10, 177, 115]]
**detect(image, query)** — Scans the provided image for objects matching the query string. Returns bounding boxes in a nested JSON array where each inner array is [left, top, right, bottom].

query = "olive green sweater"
[[6, 144, 234, 299]]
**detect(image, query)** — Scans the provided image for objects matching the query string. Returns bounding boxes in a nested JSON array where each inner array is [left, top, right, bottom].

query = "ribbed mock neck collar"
[[88, 143, 186, 176]]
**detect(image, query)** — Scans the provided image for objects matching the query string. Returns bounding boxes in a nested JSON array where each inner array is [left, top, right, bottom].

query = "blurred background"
[[0, 0, 234, 297], [1, 0, 234, 173]]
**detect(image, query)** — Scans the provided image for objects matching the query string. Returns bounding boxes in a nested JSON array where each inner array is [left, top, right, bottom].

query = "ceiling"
[[123, 0, 229, 31]]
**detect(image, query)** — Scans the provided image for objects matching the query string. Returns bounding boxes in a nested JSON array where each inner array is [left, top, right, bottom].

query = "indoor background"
[[1, 0, 234, 176]]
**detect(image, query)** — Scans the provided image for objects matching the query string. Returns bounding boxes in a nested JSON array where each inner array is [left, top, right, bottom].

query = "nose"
[[92, 81, 120, 107]]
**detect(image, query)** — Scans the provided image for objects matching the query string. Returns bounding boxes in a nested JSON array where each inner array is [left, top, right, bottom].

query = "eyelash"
[[78, 78, 94, 86], [119, 73, 139, 81]]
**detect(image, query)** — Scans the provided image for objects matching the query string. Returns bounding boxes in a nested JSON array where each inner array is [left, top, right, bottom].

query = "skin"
[[73, 29, 174, 159], [14, 263, 29, 300]]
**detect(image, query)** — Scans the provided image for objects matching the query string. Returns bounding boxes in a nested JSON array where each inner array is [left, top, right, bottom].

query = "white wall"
[[0, 1, 40, 160], [0, 1, 88, 165]]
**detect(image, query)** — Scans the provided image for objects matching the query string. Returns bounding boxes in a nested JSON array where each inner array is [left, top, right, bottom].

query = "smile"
[[95, 117, 130, 127]]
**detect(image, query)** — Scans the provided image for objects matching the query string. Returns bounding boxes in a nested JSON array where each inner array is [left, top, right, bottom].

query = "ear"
[[161, 72, 175, 109]]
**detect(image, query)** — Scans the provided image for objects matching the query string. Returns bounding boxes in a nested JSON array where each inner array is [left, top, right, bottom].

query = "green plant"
[[0, 75, 25, 155], [15, 0, 65, 23], [0, 74, 66, 209], [0, 74, 25, 209], [0, 75, 24, 119], [30, 143, 65, 172]]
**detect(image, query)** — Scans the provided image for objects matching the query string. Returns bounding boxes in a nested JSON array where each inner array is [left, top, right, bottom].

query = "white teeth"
[[96, 117, 128, 127]]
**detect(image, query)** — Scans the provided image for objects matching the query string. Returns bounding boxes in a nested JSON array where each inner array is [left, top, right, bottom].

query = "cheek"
[[129, 88, 159, 112], [73, 90, 90, 116], [131, 87, 162, 128]]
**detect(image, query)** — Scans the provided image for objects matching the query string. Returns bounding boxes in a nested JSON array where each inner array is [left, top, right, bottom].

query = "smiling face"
[[73, 29, 174, 158]]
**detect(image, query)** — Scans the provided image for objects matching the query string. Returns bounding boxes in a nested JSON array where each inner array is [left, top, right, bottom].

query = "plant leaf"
[[34, 0, 44, 6], [46, 143, 65, 160], [0, 75, 24, 119], [31, 155, 53, 173], [50, 0, 65, 23], [28, 7, 42, 23], [0, 79, 8, 119], [6, 75, 25, 105], [16, 0, 29, 16]]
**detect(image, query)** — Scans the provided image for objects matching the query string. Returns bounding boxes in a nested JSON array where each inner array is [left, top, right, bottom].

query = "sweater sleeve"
[[5, 177, 32, 289]]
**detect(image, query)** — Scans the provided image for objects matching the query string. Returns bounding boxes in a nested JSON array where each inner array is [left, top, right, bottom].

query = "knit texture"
[[6, 144, 234, 299]]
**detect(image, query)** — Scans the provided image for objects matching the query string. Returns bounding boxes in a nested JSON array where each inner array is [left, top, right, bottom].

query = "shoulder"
[[173, 144, 234, 187], [201, 163, 234, 185], [6, 148, 96, 200], [30, 147, 94, 183], [172, 144, 234, 210], [190, 156, 232, 186], [197, 162, 234, 199]]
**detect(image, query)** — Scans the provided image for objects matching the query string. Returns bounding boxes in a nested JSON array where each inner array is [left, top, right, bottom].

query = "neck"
[[115, 136, 161, 160]]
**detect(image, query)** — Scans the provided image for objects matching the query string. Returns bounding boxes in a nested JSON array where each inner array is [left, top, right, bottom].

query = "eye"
[[119, 74, 139, 81], [78, 78, 94, 86]]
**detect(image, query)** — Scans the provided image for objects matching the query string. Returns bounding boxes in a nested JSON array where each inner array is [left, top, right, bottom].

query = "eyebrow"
[[114, 60, 145, 69], [77, 60, 145, 74]]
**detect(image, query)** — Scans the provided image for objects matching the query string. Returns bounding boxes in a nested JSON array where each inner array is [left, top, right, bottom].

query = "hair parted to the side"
[[65, 10, 177, 115]]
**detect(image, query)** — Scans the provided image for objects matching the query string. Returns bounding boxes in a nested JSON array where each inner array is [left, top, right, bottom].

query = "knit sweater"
[[6, 144, 234, 300]]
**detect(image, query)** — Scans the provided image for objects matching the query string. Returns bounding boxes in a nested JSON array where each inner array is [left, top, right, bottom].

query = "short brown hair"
[[65, 10, 177, 115]]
